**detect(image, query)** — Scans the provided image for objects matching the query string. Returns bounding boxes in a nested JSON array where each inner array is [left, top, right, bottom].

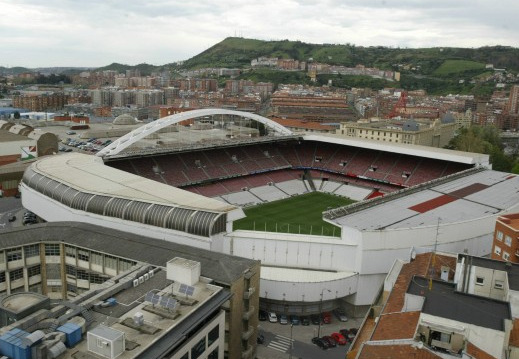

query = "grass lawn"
[[433, 59, 485, 76], [232, 192, 355, 237]]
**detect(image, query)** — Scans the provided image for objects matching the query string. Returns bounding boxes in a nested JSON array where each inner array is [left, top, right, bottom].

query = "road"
[[0, 197, 24, 230], [257, 316, 362, 359]]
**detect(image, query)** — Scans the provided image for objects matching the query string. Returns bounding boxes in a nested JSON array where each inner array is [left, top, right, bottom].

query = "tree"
[[13, 111, 20, 119]]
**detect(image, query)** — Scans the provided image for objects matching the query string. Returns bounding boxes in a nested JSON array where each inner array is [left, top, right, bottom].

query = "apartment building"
[[348, 252, 517, 359], [491, 213, 519, 263], [12, 93, 68, 112], [338, 115, 456, 147]]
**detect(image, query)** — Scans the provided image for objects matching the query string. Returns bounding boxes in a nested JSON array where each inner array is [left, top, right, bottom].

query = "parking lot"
[[256, 313, 363, 359]]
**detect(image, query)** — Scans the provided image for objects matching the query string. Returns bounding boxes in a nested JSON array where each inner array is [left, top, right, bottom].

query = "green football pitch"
[[232, 192, 355, 237]]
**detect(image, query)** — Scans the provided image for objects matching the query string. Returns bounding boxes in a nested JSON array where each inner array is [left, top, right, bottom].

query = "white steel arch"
[[97, 108, 293, 158]]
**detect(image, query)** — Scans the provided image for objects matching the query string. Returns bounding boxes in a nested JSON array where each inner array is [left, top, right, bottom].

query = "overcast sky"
[[1, 0, 518, 68]]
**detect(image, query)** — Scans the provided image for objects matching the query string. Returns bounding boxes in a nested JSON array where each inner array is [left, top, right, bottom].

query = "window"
[[208, 325, 219, 347], [76, 269, 89, 280], [476, 276, 484, 285], [180, 353, 189, 359], [105, 255, 117, 270], [191, 337, 206, 359], [66, 265, 77, 277], [504, 252, 510, 261], [505, 236, 512, 247], [78, 250, 89, 261], [0, 272, 5, 283], [208, 347, 218, 359], [28, 265, 41, 277], [7, 248, 22, 262], [495, 246, 502, 256], [65, 246, 76, 258], [24, 245, 39, 258], [9, 268, 24, 281], [497, 231, 503, 241], [45, 244, 60, 256], [495, 280, 504, 289], [91, 252, 103, 266]]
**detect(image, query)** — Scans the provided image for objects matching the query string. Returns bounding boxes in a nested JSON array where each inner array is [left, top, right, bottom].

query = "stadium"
[[21, 108, 517, 315]]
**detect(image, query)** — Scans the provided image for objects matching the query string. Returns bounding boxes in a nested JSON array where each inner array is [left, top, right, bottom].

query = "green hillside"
[[180, 37, 519, 74], [433, 60, 486, 76], [95, 62, 167, 75]]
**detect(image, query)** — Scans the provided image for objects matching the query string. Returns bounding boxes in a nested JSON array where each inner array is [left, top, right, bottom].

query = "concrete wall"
[[420, 313, 506, 358], [226, 230, 359, 272]]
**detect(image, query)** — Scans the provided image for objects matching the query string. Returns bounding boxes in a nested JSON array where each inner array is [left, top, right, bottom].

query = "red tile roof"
[[509, 319, 519, 348], [371, 311, 420, 341], [357, 344, 442, 359], [351, 252, 459, 359], [466, 342, 497, 359]]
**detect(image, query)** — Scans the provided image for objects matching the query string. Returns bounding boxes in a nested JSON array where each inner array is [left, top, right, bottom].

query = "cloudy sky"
[[1, 0, 518, 68]]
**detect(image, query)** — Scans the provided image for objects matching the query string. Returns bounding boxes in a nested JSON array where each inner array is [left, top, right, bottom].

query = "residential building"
[[0, 222, 261, 359], [509, 85, 519, 115], [349, 252, 516, 359], [492, 213, 519, 263], [338, 115, 457, 147], [12, 93, 68, 112]]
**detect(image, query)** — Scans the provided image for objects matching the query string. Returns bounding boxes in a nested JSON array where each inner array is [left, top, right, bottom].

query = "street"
[[256, 316, 362, 359]]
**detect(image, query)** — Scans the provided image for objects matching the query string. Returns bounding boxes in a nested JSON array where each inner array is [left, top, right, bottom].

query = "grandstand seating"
[[106, 140, 472, 197]]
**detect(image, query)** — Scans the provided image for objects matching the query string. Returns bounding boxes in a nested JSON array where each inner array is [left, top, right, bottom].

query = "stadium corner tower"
[[22, 109, 515, 315]]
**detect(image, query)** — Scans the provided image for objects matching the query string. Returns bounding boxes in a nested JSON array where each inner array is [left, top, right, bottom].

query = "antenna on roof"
[[429, 217, 441, 290]]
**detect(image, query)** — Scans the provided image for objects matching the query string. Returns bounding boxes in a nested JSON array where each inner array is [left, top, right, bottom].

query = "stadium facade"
[[21, 109, 509, 315]]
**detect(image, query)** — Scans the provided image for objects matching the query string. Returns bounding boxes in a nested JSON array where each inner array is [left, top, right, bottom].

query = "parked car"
[[311, 337, 329, 350], [322, 312, 332, 324], [333, 308, 348, 322], [279, 314, 288, 325], [289, 315, 300, 325], [310, 314, 321, 325], [268, 312, 277, 323], [258, 310, 268, 321], [340, 328, 357, 342], [66, 131, 76, 135], [300, 316, 310, 326], [330, 332, 347, 345], [322, 335, 337, 347]]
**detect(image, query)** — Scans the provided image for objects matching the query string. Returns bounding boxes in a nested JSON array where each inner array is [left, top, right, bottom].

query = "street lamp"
[[318, 288, 331, 337], [289, 323, 294, 359]]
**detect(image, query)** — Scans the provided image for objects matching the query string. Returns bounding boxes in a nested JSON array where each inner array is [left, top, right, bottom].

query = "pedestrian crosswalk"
[[267, 334, 294, 353]]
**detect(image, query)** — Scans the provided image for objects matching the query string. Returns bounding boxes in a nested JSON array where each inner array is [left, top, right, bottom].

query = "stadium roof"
[[29, 152, 238, 213], [304, 134, 490, 166], [331, 169, 519, 230], [23, 153, 244, 237]]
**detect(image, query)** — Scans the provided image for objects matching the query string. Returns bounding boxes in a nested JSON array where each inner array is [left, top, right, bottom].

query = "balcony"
[[241, 345, 253, 359], [243, 287, 255, 300], [242, 326, 254, 341], [243, 306, 255, 321]]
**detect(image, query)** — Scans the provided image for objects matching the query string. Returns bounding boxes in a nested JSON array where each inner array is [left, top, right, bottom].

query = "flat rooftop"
[[59, 268, 229, 359], [332, 169, 519, 230], [407, 276, 511, 331], [0, 222, 259, 286]]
